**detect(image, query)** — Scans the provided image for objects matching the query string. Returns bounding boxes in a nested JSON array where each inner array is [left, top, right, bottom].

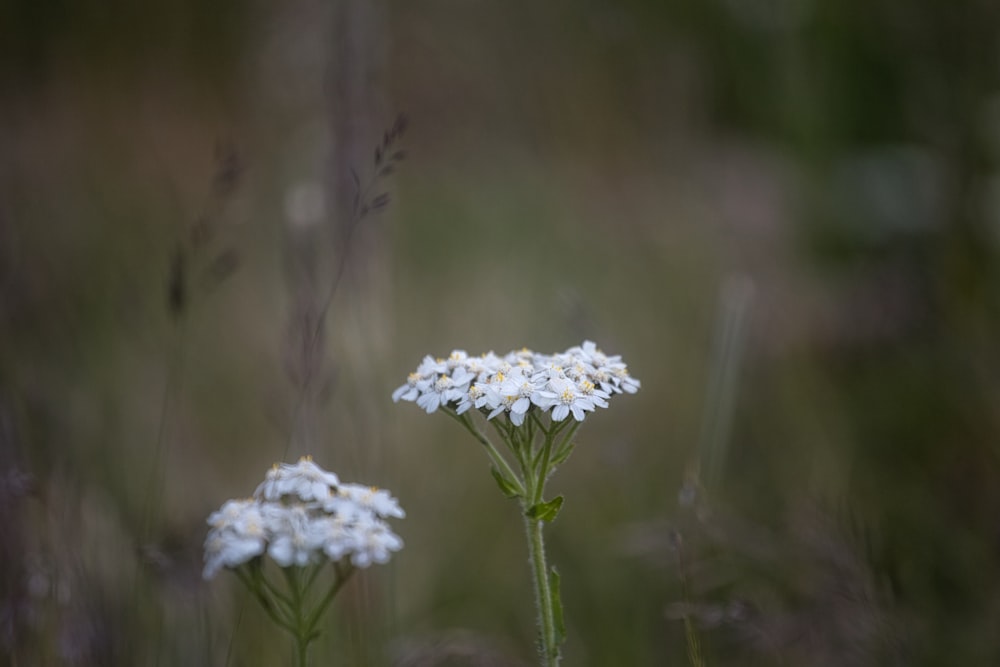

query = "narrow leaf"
[[526, 495, 564, 522], [550, 443, 576, 467], [490, 466, 521, 499]]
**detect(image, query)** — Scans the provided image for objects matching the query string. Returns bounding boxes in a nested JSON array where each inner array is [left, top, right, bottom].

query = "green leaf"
[[525, 495, 564, 522], [490, 466, 521, 498], [550, 443, 576, 467], [550, 566, 566, 648]]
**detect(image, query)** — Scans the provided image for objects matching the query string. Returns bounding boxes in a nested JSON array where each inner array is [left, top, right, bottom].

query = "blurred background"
[[3, 1, 1000, 665]]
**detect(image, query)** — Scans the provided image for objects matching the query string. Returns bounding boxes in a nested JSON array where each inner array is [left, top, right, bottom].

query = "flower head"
[[393, 340, 638, 425], [203, 459, 404, 579]]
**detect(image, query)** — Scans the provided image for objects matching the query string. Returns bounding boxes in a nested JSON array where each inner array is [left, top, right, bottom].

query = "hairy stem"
[[518, 425, 562, 666], [523, 514, 559, 666]]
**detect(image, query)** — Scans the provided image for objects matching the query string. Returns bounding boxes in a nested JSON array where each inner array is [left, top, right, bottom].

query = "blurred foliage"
[[2, 0, 1000, 665]]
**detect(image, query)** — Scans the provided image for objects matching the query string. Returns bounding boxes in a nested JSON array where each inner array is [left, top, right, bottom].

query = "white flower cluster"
[[393, 341, 640, 425], [203, 457, 404, 579]]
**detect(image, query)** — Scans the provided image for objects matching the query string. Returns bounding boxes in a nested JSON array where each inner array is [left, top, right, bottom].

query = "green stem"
[[521, 424, 562, 666], [523, 513, 559, 666], [548, 421, 582, 469], [530, 411, 550, 438], [305, 562, 355, 633], [236, 567, 295, 632], [283, 568, 311, 667], [256, 570, 296, 615], [235, 561, 354, 667], [532, 437, 555, 506], [442, 408, 526, 497], [305, 563, 324, 590], [676, 545, 706, 667], [456, 408, 571, 665]]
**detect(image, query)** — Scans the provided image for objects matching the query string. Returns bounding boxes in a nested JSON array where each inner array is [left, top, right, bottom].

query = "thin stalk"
[[305, 563, 324, 590], [513, 421, 538, 470], [530, 411, 551, 439], [489, 417, 515, 450], [698, 276, 753, 489], [233, 561, 355, 667], [442, 408, 526, 497], [520, 425, 562, 666], [461, 409, 572, 665], [523, 513, 558, 666], [255, 568, 296, 613], [235, 568, 294, 631], [676, 545, 706, 667], [283, 568, 311, 667], [532, 434, 555, 506], [525, 413, 537, 453], [549, 421, 582, 469], [305, 563, 355, 632], [284, 152, 390, 461]]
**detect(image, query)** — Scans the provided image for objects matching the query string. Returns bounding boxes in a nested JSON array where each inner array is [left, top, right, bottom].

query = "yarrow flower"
[[203, 456, 404, 579], [392, 340, 640, 666], [254, 457, 341, 503], [203, 499, 269, 579], [392, 340, 639, 423]]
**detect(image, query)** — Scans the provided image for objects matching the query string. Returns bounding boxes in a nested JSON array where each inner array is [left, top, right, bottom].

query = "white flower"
[[473, 380, 496, 410], [350, 518, 404, 568], [484, 369, 545, 426], [318, 511, 403, 567], [485, 392, 519, 423], [206, 498, 258, 531], [321, 515, 357, 561], [332, 483, 406, 519], [266, 505, 329, 568], [204, 531, 266, 579], [392, 371, 428, 402], [204, 459, 404, 577], [394, 340, 638, 422], [203, 500, 268, 579], [445, 350, 469, 370], [463, 352, 501, 380], [454, 383, 484, 415], [254, 456, 340, 503], [575, 378, 610, 409], [392, 355, 445, 402], [415, 366, 474, 414], [537, 377, 596, 422], [611, 366, 641, 394], [589, 366, 616, 395], [531, 361, 568, 385], [567, 340, 610, 368]]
